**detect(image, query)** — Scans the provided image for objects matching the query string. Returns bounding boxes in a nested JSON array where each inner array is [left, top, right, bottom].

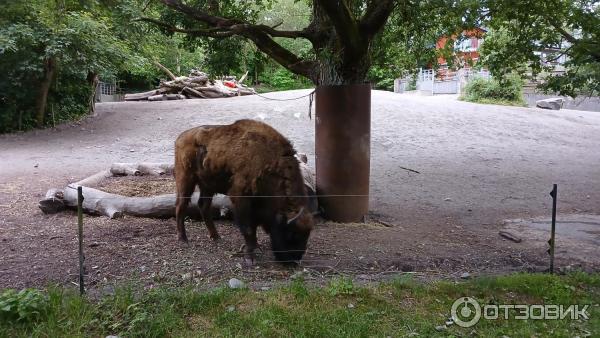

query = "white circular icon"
[[451, 297, 481, 327]]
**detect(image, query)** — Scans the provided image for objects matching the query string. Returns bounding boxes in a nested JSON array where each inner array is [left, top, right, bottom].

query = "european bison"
[[174, 119, 314, 264]]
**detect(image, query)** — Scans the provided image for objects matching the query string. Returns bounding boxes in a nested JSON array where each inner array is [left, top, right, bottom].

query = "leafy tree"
[[0, 0, 206, 133], [0, 1, 133, 131], [139, 1, 480, 87], [479, 0, 600, 97], [138, 0, 397, 85]]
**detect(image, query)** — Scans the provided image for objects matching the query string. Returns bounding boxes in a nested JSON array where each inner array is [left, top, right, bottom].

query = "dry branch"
[[152, 60, 177, 80]]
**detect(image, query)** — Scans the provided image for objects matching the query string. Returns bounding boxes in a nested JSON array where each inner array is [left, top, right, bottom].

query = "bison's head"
[[271, 207, 313, 264]]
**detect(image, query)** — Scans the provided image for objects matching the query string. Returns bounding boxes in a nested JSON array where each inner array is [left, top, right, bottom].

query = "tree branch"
[[314, 0, 361, 51], [547, 20, 600, 62], [242, 29, 316, 81], [134, 17, 236, 37], [144, 0, 318, 81], [360, 0, 396, 38], [160, 0, 239, 27]]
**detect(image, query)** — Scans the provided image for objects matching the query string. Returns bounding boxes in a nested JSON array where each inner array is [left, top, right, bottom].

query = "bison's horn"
[[287, 207, 305, 225]]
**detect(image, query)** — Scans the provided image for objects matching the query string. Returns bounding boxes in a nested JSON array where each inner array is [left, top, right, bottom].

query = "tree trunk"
[[35, 57, 56, 127], [87, 72, 99, 116], [310, 6, 372, 222]]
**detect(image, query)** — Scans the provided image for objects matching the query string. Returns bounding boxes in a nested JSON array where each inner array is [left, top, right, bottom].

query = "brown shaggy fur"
[[174, 119, 313, 262]]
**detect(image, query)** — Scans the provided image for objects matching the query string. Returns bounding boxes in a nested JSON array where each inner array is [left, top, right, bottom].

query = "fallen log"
[[188, 75, 209, 84], [110, 163, 174, 176], [45, 186, 232, 219], [124, 89, 160, 101], [38, 188, 66, 214], [148, 94, 186, 101], [182, 87, 207, 99], [237, 88, 257, 96]]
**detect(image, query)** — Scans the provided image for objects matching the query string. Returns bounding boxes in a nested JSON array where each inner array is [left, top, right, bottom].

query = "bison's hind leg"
[[175, 175, 196, 243], [198, 190, 220, 240]]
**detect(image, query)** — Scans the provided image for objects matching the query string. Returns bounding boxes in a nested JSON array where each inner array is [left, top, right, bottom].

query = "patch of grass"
[[1, 273, 598, 337], [460, 96, 528, 107]]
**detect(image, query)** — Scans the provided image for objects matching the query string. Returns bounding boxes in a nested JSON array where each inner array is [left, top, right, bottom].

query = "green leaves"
[[480, 0, 600, 97], [0, 289, 48, 322], [461, 75, 526, 106]]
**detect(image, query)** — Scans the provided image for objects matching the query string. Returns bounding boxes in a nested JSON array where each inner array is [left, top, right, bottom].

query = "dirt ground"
[[1, 90, 599, 291]]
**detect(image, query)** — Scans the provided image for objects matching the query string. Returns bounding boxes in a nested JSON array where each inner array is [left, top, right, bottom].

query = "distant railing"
[[96, 81, 124, 102], [395, 68, 491, 95]]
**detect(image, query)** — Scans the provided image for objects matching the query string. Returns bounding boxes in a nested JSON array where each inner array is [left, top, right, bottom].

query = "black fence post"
[[77, 186, 85, 295], [548, 184, 557, 274]]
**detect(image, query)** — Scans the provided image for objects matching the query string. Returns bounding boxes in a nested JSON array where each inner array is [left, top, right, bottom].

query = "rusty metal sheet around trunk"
[[315, 84, 371, 222]]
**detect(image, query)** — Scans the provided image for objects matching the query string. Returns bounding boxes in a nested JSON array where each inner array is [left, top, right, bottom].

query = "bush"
[[367, 66, 395, 91], [260, 68, 312, 91], [461, 75, 525, 106], [0, 289, 48, 322]]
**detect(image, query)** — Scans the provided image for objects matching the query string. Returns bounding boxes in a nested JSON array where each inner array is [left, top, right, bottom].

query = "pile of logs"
[[124, 65, 256, 102]]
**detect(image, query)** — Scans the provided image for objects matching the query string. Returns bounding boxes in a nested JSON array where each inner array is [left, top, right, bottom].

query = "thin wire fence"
[[65, 185, 368, 201]]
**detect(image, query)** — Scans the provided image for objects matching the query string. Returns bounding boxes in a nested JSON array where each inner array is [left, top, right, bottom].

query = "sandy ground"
[[1, 90, 599, 290]]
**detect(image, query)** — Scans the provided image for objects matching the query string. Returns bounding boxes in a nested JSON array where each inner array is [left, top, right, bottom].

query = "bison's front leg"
[[198, 190, 219, 240], [241, 226, 258, 266], [233, 197, 258, 265], [175, 176, 196, 243]]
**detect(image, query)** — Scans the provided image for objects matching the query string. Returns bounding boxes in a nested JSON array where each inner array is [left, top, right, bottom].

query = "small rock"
[[445, 319, 454, 326], [407, 333, 419, 337], [157, 117, 162, 120], [129, 149, 135, 152], [460, 272, 471, 279], [34, 163, 39, 168], [347, 303, 355, 309], [182, 272, 192, 280], [227, 305, 235, 312], [140, 266, 146, 273], [435, 325, 447, 332], [228, 278, 245, 289], [260, 286, 270, 291], [106, 336, 120, 338], [444, 198, 452, 202], [536, 97, 564, 110]]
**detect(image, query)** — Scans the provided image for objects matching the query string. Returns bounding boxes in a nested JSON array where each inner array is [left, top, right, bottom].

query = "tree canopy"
[[2, 0, 599, 133], [479, 0, 600, 97]]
